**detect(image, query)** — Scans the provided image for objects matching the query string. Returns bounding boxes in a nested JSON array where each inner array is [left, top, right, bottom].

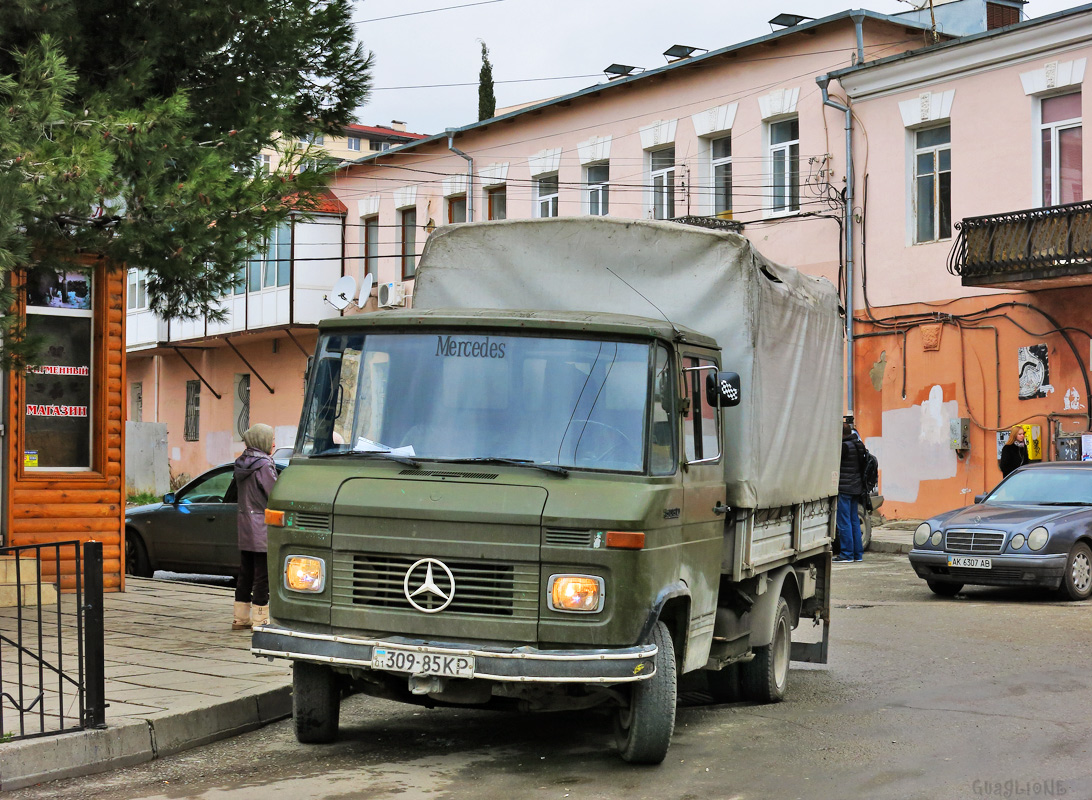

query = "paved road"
[[12, 554, 1092, 800]]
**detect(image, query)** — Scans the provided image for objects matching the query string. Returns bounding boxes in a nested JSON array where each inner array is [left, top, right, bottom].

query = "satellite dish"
[[358, 273, 374, 306], [326, 275, 357, 311]]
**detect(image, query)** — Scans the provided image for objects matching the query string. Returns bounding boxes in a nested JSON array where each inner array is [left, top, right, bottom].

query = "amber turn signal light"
[[605, 530, 645, 549], [265, 509, 286, 527]]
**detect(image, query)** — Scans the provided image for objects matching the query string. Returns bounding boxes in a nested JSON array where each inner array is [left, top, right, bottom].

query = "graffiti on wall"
[[1018, 344, 1050, 400]]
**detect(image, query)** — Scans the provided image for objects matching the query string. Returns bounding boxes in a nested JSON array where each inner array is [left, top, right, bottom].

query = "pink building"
[[828, 4, 1092, 518]]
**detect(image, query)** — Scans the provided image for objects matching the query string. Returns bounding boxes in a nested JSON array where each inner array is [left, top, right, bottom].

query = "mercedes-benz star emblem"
[[403, 558, 456, 613]]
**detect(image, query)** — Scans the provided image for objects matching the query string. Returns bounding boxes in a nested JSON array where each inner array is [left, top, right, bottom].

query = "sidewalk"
[[0, 578, 291, 791], [868, 520, 920, 555]]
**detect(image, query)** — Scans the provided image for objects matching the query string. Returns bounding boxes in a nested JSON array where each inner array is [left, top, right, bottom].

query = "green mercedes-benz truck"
[[252, 217, 844, 764]]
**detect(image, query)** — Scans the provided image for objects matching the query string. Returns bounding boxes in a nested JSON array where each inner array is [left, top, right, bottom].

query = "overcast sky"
[[351, 0, 1083, 136]]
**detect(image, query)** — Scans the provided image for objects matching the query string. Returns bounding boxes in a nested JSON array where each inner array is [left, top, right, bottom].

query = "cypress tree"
[[478, 41, 496, 121]]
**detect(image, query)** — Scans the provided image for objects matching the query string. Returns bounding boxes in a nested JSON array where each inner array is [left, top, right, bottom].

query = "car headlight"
[[548, 574, 604, 613], [930, 531, 942, 547], [1010, 533, 1026, 550], [1028, 527, 1049, 551], [914, 523, 932, 546], [285, 556, 325, 592]]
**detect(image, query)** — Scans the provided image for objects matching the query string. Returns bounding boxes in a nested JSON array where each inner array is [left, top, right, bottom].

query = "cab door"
[[679, 352, 728, 672]]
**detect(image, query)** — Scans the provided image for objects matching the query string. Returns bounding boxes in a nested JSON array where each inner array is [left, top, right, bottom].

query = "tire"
[[615, 620, 677, 764], [1060, 542, 1092, 601], [705, 663, 740, 704], [858, 503, 872, 552], [125, 531, 152, 578], [927, 580, 962, 597], [293, 661, 341, 744], [740, 597, 790, 703]]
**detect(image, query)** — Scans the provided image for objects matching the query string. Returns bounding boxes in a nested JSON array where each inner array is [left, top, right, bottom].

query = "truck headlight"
[[1028, 527, 1049, 551], [914, 523, 931, 546], [285, 556, 325, 592], [548, 574, 604, 613]]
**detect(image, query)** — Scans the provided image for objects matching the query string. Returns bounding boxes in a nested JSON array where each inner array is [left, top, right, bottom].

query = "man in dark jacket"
[[836, 421, 867, 563], [232, 424, 278, 630]]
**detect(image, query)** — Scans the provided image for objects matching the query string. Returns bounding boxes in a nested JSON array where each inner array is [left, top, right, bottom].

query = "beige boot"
[[251, 604, 269, 628], [232, 602, 252, 631]]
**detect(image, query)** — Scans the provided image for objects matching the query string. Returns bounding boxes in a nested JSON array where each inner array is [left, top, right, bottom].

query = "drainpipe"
[[446, 129, 474, 222], [817, 71, 856, 419], [852, 8, 865, 65]]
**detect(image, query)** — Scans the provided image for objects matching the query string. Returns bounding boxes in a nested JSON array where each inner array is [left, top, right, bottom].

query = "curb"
[[870, 540, 911, 555], [0, 686, 291, 791]]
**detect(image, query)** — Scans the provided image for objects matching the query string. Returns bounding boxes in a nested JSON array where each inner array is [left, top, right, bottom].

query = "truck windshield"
[[298, 332, 657, 473]]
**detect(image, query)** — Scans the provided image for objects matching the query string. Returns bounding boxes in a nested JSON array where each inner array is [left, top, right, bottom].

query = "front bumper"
[[909, 550, 1067, 588], [252, 624, 657, 683]]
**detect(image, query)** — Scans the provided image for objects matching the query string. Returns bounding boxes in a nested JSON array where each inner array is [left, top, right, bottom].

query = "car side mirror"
[[163, 492, 176, 504], [973, 493, 986, 504], [706, 371, 741, 408]]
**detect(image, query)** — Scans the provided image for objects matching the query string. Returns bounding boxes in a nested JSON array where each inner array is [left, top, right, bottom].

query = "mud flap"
[[789, 617, 829, 664]]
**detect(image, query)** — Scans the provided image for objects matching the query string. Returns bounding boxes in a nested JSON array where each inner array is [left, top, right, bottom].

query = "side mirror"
[[706, 371, 741, 408], [305, 355, 314, 383], [163, 492, 176, 504], [973, 493, 986, 504]]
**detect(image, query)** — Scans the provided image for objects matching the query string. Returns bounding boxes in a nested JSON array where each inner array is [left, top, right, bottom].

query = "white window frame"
[[585, 162, 609, 216], [246, 221, 292, 294], [347, 136, 361, 152], [767, 117, 799, 216], [1038, 92, 1082, 207], [649, 147, 675, 220], [710, 135, 732, 219], [535, 173, 559, 218], [912, 124, 952, 244], [127, 268, 148, 311]]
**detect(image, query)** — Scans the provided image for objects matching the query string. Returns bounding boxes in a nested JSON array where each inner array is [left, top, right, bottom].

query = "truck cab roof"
[[319, 308, 719, 350]]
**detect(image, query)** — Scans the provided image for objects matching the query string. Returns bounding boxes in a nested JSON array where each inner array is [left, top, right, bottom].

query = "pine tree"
[[0, 0, 373, 362], [478, 41, 496, 122]]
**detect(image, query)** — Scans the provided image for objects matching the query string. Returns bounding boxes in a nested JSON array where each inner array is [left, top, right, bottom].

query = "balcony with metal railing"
[[948, 199, 1092, 289]]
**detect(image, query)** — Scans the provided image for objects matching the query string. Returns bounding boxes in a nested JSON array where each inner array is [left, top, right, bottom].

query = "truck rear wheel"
[[740, 597, 790, 703], [615, 620, 676, 764], [293, 661, 340, 744]]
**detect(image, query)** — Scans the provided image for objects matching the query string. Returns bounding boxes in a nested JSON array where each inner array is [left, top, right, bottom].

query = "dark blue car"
[[909, 461, 1092, 600]]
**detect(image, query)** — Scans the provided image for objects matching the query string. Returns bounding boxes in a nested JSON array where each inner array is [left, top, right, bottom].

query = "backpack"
[[861, 448, 879, 494]]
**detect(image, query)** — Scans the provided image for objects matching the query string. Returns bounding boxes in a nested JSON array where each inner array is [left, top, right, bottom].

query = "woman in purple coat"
[[232, 424, 278, 630]]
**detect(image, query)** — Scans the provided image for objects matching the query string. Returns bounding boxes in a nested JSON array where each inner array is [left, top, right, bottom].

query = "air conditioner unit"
[[378, 281, 405, 308]]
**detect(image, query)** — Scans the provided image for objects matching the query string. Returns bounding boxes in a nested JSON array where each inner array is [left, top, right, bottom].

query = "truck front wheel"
[[293, 661, 340, 744], [615, 620, 677, 764], [740, 597, 790, 703]]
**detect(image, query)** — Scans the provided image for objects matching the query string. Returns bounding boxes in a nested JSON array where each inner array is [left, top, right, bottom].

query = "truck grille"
[[544, 528, 593, 547], [336, 553, 538, 617], [292, 512, 331, 531], [944, 529, 1005, 554]]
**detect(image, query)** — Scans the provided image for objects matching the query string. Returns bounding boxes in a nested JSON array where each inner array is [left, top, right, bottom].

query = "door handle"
[[713, 502, 728, 516]]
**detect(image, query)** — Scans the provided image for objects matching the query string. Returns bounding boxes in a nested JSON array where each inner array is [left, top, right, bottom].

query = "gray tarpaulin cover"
[[412, 217, 843, 510]]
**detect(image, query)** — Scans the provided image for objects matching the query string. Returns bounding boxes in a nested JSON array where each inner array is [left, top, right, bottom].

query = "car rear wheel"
[[125, 531, 152, 578], [858, 503, 872, 552], [1060, 542, 1092, 601], [740, 597, 790, 703], [293, 661, 341, 744], [926, 580, 962, 597]]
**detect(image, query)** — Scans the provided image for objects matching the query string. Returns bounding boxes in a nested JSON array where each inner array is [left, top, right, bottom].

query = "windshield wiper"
[[309, 448, 420, 468], [1038, 501, 1092, 506], [438, 457, 569, 476]]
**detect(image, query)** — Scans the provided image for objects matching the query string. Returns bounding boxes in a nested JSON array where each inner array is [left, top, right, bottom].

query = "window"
[[769, 118, 799, 213], [247, 221, 292, 291], [447, 194, 467, 224], [914, 125, 952, 242], [536, 174, 559, 217], [487, 186, 507, 220], [363, 215, 379, 278], [23, 267, 94, 470], [586, 163, 609, 215], [650, 147, 675, 220], [370, 140, 391, 152], [130, 382, 143, 423], [711, 136, 732, 218], [234, 374, 250, 441], [1041, 92, 1082, 206], [347, 136, 361, 152], [255, 153, 271, 174], [184, 380, 200, 442], [127, 268, 148, 310], [650, 345, 676, 476], [682, 356, 721, 464], [299, 134, 324, 146], [400, 207, 417, 278]]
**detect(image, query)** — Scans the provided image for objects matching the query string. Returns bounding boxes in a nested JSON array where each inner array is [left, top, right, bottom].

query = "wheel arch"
[[639, 581, 690, 669], [749, 566, 800, 649]]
